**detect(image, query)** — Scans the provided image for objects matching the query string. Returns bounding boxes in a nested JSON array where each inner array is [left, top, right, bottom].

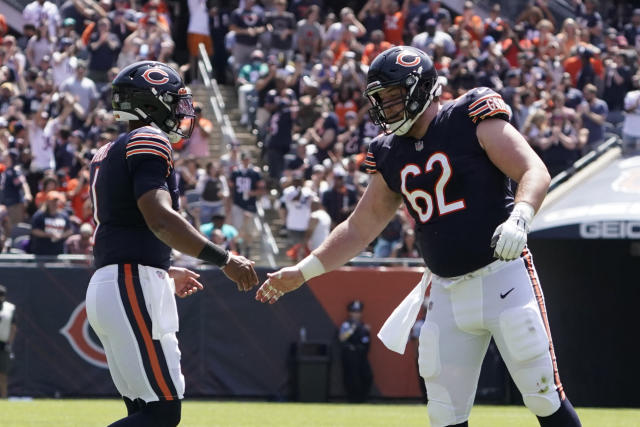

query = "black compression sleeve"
[[197, 241, 230, 267]]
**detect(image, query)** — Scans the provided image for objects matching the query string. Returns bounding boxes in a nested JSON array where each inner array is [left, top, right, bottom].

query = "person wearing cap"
[[29, 190, 73, 255], [0, 284, 17, 399], [64, 222, 94, 255], [411, 16, 455, 57], [339, 300, 373, 403]]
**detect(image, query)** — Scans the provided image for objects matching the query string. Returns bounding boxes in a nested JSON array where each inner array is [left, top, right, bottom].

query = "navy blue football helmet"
[[112, 61, 195, 143], [365, 46, 441, 135]]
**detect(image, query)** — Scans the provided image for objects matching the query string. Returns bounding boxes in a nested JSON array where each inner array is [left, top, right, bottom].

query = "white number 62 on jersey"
[[400, 152, 466, 223]]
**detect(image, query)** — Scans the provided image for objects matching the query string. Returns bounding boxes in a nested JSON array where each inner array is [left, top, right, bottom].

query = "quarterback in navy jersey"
[[86, 61, 257, 427], [257, 47, 581, 427]]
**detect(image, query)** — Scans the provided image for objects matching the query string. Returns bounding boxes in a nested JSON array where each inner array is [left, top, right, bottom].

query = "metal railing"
[[196, 43, 279, 268]]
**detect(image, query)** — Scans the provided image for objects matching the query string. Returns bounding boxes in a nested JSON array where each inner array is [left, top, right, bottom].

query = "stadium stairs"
[[190, 82, 292, 267]]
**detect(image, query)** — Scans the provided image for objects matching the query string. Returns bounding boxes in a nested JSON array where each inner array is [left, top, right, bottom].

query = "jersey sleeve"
[[125, 128, 174, 199], [465, 87, 512, 124], [364, 135, 386, 174]]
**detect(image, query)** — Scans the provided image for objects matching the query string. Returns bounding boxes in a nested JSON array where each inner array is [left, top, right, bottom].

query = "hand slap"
[[255, 267, 305, 304]]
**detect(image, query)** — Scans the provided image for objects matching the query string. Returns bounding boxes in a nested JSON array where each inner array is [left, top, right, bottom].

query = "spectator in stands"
[[64, 222, 93, 255], [412, 18, 456, 57], [209, 3, 232, 85], [296, 4, 324, 62], [310, 49, 337, 95], [325, 7, 366, 48], [184, 103, 213, 158], [303, 196, 331, 252], [357, 0, 385, 43], [361, 30, 392, 66], [264, 88, 295, 182], [602, 52, 632, 125], [373, 209, 404, 258], [622, 74, 640, 155], [391, 228, 420, 258], [65, 166, 91, 224], [0, 149, 32, 229], [537, 109, 584, 177], [455, 0, 484, 44], [229, 151, 265, 256], [484, 3, 506, 42], [86, 17, 121, 85], [623, 8, 640, 48], [564, 45, 604, 90], [108, 0, 138, 43], [237, 50, 268, 127], [187, 0, 214, 82], [34, 174, 58, 209], [280, 171, 314, 261], [264, 0, 296, 61], [23, 0, 61, 40], [199, 211, 237, 245], [29, 190, 72, 255], [25, 22, 55, 69], [59, 60, 97, 123], [196, 161, 228, 224], [575, 0, 603, 47], [304, 111, 339, 164], [51, 37, 78, 89], [382, 0, 409, 47], [322, 167, 357, 227], [229, 0, 266, 72], [578, 82, 609, 151], [557, 18, 581, 59]]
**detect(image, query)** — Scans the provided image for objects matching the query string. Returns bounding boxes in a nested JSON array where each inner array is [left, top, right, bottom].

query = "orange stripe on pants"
[[523, 251, 566, 401], [124, 264, 174, 400]]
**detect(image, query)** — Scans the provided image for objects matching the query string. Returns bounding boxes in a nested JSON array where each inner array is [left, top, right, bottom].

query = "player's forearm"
[[147, 209, 211, 257], [514, 166, 550, 212], [313, 216, 376, 272]]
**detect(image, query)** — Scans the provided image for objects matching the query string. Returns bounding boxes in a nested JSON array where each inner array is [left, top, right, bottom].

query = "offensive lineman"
[[256, 47, 581, 427], [85, 61, 258, 427]]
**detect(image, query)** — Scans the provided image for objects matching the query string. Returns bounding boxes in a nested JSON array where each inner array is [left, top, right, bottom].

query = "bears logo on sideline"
[[60, 302, 108, 369]]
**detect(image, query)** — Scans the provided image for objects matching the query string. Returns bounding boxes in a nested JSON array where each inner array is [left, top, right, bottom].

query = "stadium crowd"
[[0, 0, 639, 261]]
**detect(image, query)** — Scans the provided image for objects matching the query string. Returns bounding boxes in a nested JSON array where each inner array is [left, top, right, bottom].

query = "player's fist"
[[222, 254, 259, 292], [491, 202, 534, 261], [255, 267, 305, 304]]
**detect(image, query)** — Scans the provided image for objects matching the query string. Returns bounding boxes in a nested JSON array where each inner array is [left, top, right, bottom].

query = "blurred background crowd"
[[0, 0, 639, 263]]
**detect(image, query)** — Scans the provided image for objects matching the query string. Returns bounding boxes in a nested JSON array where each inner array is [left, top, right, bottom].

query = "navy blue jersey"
[[230, 167, 263, 213], [366, 88, 514, 277], [90, 126, 179, 271]]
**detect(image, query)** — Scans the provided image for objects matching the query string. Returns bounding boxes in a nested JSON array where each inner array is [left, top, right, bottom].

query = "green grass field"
[[0, 400, 638, 426]]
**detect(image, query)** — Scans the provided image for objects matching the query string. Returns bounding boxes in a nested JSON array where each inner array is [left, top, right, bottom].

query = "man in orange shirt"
[[362, 30, 392, 65], [383, 0, 410, 46], [454, 1, 484, 44]]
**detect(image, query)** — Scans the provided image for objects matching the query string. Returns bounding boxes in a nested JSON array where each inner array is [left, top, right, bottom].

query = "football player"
[[85, 61, 258, 427], [256, 47, 581, 427]]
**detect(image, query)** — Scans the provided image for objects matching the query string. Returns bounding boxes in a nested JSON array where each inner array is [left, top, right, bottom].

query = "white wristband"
[[512, 201, 535, 224], [297, 254, 326, 282]]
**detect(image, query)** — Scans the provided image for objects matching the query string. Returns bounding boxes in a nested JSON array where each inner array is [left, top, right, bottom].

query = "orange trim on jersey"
[[126, 140, 172, 155], [468, 94, 501, 109], [522, 251, 566, 401], [365, 169, 378, 174], [363, 160, 376, 166], [126, 148, 170, 163], [484, 109, 509, 117], [131, 132, 170, 144], [123, 264, 174, 401]]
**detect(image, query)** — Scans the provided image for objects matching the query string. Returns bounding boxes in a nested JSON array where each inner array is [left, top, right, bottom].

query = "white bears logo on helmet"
[[142, 68, 170, 85]]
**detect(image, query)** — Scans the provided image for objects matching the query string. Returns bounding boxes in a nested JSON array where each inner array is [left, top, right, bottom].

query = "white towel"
[[377, 270, 431, 354], [140, 266, 180, 340]]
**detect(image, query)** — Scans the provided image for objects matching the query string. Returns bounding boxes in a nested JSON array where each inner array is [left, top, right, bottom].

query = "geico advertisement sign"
[[579, 221, 640, 239]]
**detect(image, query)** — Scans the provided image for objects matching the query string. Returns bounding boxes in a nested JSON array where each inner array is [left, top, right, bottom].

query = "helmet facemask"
[[366, 69, 440, 136]]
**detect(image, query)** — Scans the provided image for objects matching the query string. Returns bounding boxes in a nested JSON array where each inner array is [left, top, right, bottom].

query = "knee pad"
[[426, 383, 460, 427], [499, 306, 548, 362], [418, 322, 441, 379], [523, 392, 561, 417], [145, 400, 182, 427]]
